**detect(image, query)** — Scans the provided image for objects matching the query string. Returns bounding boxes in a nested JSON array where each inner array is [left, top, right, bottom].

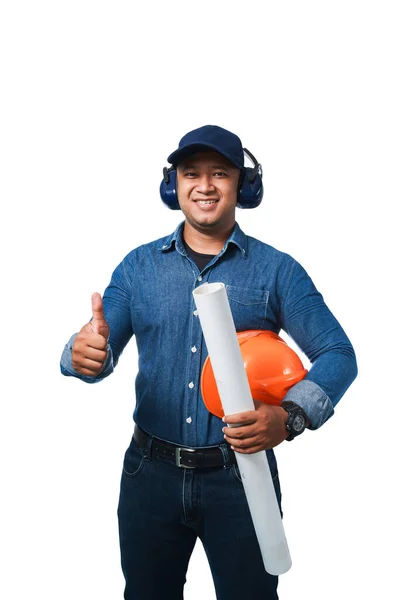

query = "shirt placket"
[[183, 267, 212, 447]]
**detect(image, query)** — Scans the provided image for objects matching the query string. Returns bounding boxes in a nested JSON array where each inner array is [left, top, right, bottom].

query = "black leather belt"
[[134, 424, 236, 469]]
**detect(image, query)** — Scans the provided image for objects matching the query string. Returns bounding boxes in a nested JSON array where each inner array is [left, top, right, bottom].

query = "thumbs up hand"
[[72, 293, 110, 376]]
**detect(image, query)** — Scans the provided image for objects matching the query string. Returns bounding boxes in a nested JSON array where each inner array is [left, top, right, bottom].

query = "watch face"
[[292, 414, 306, 432]]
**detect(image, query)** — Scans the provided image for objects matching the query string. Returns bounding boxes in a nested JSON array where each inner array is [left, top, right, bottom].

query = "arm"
[[223, 258, 357, 452], [279, 259, 358, 429], [60, 257, 134, 383]]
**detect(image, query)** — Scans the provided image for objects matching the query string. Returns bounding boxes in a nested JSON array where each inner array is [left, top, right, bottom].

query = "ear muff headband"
[[159, 148, 263, 210]]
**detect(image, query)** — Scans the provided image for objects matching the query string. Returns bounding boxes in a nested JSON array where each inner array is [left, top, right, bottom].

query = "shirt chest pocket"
[[225, 286, 269, 331]]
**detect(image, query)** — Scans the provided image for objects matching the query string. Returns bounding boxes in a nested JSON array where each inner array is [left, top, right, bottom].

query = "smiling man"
[[60, 125, 357, 599]]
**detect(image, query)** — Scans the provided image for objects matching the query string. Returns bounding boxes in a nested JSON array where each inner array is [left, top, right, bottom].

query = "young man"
[[60, 125, 357, 599]]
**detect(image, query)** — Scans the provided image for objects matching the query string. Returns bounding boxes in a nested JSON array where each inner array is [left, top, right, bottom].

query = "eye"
[[214, 171, 228, 177], [184, 171, 197, 178]]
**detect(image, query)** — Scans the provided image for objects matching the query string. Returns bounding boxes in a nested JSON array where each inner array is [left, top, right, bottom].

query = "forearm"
[[282, 335, 357, 429], [60, 257, 134, 383]]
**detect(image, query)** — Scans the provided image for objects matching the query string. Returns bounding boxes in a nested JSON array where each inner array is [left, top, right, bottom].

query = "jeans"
[[117, 430, 282, 600]]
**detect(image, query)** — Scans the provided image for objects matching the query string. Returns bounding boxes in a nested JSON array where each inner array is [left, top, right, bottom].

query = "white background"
[[1, 1, 399, 598]]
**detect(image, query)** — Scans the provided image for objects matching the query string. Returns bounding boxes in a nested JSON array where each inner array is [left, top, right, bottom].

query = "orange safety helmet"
[[201, 330, 308, 418]]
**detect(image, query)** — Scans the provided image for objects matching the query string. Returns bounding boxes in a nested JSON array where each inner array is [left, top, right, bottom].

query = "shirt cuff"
[[60, 333, 113, 383], [281, 380, 334, 429]]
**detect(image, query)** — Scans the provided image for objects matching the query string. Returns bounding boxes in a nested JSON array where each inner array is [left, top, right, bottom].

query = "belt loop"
[[219, 443, 231, 469], [144, 432, 153, 462]]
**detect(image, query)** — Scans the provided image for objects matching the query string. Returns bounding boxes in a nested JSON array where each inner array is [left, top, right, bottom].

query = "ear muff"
[[237, 148, 263, 209], [159, 148, 263, 210], [160, 167, 180, 210]]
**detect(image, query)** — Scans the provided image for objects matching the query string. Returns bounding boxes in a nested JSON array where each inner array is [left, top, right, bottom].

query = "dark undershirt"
[[183, 239, 217, 272]]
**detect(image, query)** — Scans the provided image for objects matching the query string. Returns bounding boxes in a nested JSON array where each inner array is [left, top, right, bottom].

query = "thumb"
[[91, 292, 105, 322], [90, 292, 109, 339]]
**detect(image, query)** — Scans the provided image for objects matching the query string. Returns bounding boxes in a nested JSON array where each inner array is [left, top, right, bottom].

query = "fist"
[[72, 293, 110, 376]]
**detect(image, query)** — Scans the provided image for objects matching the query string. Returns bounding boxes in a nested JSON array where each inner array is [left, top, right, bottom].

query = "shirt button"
[[186, 417, 192, 424], [188, 382, 194, 389], [197, 275, 202, 282], [191, 346, 197, 353], [193, 310, 198, 317]]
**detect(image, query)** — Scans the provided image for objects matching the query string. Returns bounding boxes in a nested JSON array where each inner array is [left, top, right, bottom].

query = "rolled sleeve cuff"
[[60, 333, 113, 383], [282, 380, 334, 429]]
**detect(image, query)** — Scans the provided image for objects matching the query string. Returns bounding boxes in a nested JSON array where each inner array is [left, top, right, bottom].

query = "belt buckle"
[[175, 447, 196, 468]]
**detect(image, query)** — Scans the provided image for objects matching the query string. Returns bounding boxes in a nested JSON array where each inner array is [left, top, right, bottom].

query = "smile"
[[195, 200, 219, 206]]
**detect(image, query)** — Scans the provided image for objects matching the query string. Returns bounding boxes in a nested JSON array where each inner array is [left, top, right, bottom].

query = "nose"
[[195, 174, 216, 194]]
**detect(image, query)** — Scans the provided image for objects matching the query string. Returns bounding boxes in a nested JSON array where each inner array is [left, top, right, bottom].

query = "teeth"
[[198, 200, 217, 205]]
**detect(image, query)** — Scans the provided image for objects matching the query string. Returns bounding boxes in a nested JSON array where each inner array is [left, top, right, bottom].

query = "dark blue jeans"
[[117, 431, 282, 600]]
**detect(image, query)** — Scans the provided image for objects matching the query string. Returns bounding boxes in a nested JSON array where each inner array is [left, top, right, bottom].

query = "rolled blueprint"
[[193, 282, 292, 576]]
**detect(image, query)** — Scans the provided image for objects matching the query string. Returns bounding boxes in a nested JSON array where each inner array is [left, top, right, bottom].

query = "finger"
[[229, 437, 256, 450], [73, 357, 105, 373], [91, 292, 106, 322], [225, 433, 260, 448], [77, 366, 103, 377], [223, 411, 257, 426], [85, 332, 108, 351], [83, 346, 108, 362], [79, 331, 108, 350], [223, 423, 257, 439], [229, 431, 264, 448]]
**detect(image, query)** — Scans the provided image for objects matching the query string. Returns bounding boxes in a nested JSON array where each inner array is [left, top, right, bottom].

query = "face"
[[176, 151, 240, 235]]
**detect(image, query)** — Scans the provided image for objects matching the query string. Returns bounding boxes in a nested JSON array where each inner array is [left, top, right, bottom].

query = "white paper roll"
[[193, 282, 292, 576]]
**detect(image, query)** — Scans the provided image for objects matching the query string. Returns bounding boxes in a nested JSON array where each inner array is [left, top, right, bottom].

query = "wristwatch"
[[281, 401, 308, 441]]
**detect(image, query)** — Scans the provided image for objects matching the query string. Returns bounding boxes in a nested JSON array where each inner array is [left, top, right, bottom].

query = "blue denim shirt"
[[60, 221, 357, 447]]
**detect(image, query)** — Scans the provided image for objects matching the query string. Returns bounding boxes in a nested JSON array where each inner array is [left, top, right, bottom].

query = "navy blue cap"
[[167, 125, 244, 170]]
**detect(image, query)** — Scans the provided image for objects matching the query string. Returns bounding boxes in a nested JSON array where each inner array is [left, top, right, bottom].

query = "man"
[[60, 125, 357, 599]]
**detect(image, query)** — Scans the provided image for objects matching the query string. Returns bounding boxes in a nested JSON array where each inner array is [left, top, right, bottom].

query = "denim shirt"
[[60, 221, 357, 447]]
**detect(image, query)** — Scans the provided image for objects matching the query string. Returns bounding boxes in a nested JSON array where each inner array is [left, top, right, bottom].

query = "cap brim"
[[167, 143, 243, 170]]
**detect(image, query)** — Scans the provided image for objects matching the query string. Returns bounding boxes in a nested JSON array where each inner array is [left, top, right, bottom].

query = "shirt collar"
[[157, 221, 184, 253], [158, 221, 248, 258]]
